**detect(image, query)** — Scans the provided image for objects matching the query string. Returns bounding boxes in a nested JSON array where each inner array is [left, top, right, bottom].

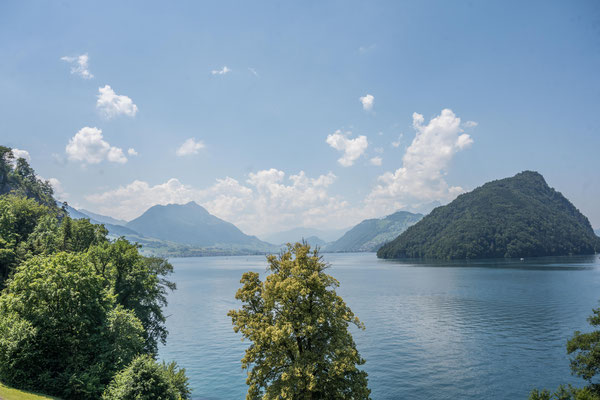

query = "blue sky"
[[1, 0, 599, 236]]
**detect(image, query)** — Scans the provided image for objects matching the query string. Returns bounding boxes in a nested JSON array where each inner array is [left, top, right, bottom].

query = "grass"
[[0, 382, 60, 400]]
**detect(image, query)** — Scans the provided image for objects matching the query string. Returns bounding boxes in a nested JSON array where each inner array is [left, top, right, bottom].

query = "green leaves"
[[229, 243, 370, 400], [0, 252, 146, 399], [102, 355, 190, 400]]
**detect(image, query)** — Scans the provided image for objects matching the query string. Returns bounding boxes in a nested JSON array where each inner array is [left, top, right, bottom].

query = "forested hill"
[[377, 171, 600, 260], [325, 211, 422, 252], [0, 146, 55, 209]]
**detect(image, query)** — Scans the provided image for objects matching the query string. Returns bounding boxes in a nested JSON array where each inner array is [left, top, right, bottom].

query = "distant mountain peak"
[[126, 201, 271, 248]]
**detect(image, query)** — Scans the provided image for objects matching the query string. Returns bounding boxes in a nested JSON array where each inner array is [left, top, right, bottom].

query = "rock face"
[[126, 201, 270, 248], [325, 211, 423, 252], [377, 171, 600, 260]]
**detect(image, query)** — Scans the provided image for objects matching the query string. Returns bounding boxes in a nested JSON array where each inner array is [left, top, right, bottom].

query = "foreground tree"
[[102, 354, 190, 400], [0, 252, 145, 399], [529, 307, 600, 400], [228, 243, 371, 400]]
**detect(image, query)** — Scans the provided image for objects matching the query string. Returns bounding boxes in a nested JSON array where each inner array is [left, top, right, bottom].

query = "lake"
[[158, 252, 600, 399]]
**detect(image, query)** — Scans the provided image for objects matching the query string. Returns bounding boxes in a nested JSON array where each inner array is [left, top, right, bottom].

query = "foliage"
[[378, 171, 600, 260], [530, 305, 600, 399], [229, 243, 371, 400], [0, 147, 55, 209], [102, 355, 190, 400], [529, 385, 600, 400], [567, 308, 600, 384], [0, 252, 145, 399], [87, 239, 176, 354]]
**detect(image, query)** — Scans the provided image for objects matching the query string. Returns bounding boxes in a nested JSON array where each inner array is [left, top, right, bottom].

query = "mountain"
[[62, 203, 142, 238], [80, 209, 127, 226], [261, 227, 349, 244], [378, 171, 600, 260], [325, 211, 423, 252], [126, 201, 274, 250], [596, 229, 600, 237]]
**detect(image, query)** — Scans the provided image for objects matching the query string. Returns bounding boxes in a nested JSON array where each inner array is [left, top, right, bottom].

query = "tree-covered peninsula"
[[377, 171, 600, 260]]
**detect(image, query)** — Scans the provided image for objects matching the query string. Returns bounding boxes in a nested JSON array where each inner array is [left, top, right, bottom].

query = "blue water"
[[158, 253, 600, 399]]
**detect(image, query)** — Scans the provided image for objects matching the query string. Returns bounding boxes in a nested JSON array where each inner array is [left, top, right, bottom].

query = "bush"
[[102, 355, 190, 400]]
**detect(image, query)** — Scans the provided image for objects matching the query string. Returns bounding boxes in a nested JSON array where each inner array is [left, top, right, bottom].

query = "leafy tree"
[[530, 306, 600, 399], [0, 195, 49, 283], [87, 238, 176, 354], [228, 243, 370, 400], [0, 252, 145, 399], [102, 354, 190, 400]]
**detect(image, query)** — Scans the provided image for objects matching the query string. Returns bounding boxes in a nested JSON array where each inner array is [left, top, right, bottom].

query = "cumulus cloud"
[[211, 66, 231, 75], [48, 178, 68, 200], [370, 156, 382, 166], [176, 138, 205, 156], [359, 94, 374, 111], [366, 108, 473, 214], [65, 127, 128, 164], [464, 120, 478, 128], [11, 148, 31, 162], [326, 130, 368, 167], [96, 85, 138, 118], [127, 148, 138, 156], [61, 54, 93, 79], [85, 169, 358, 235], [391, 134, 403, 148]]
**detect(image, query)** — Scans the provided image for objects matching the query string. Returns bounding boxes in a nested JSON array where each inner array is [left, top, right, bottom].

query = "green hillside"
[[325, 211, 422, 252], [378, 171, 600, 260]]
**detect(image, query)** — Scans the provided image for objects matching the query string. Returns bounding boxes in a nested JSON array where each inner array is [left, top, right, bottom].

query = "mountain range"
[[324, 211, 423, 252], [378, 171, 600, 260]]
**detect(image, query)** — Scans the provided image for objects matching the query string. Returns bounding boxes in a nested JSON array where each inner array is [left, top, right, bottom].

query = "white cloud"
[[65, 127, 128, 164], [48, 178, 68, 200], [464, 120, 478, 128], [127, 148, 138, 156], [359, 94, 374, 111], [211, 66, 231, 75], [391, 134, 403, 148], [176, 138, 205, 156], [366, 108, 473, 214], [85, 169, 357, 235], [61, 53, 93, 79], [96, 85, 138, 118], [326, 130, 368, 167], [11, 148, 31, 162], [374, 147, 384, 154], [370, 156, 382, 166]]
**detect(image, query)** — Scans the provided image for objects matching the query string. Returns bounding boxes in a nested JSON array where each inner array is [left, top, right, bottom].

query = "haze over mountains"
[[325, 211, 423, 252], [126, 202, 272, 250]]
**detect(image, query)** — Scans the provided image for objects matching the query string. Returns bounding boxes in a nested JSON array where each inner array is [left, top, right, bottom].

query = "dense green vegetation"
[[529, 306, 600, 399], [229, 243, 371, 399], [0, 147, 189, 399], [325, 211, 422, 252], [378, 171, 600, 260], [102, 355, 190, 400]]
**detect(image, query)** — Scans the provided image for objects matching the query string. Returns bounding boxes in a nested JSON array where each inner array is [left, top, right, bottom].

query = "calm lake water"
[[158, 252, 600, 399]]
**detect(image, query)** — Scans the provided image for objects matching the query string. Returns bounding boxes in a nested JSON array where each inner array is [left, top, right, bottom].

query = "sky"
[[1, 0, 599, 237]]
